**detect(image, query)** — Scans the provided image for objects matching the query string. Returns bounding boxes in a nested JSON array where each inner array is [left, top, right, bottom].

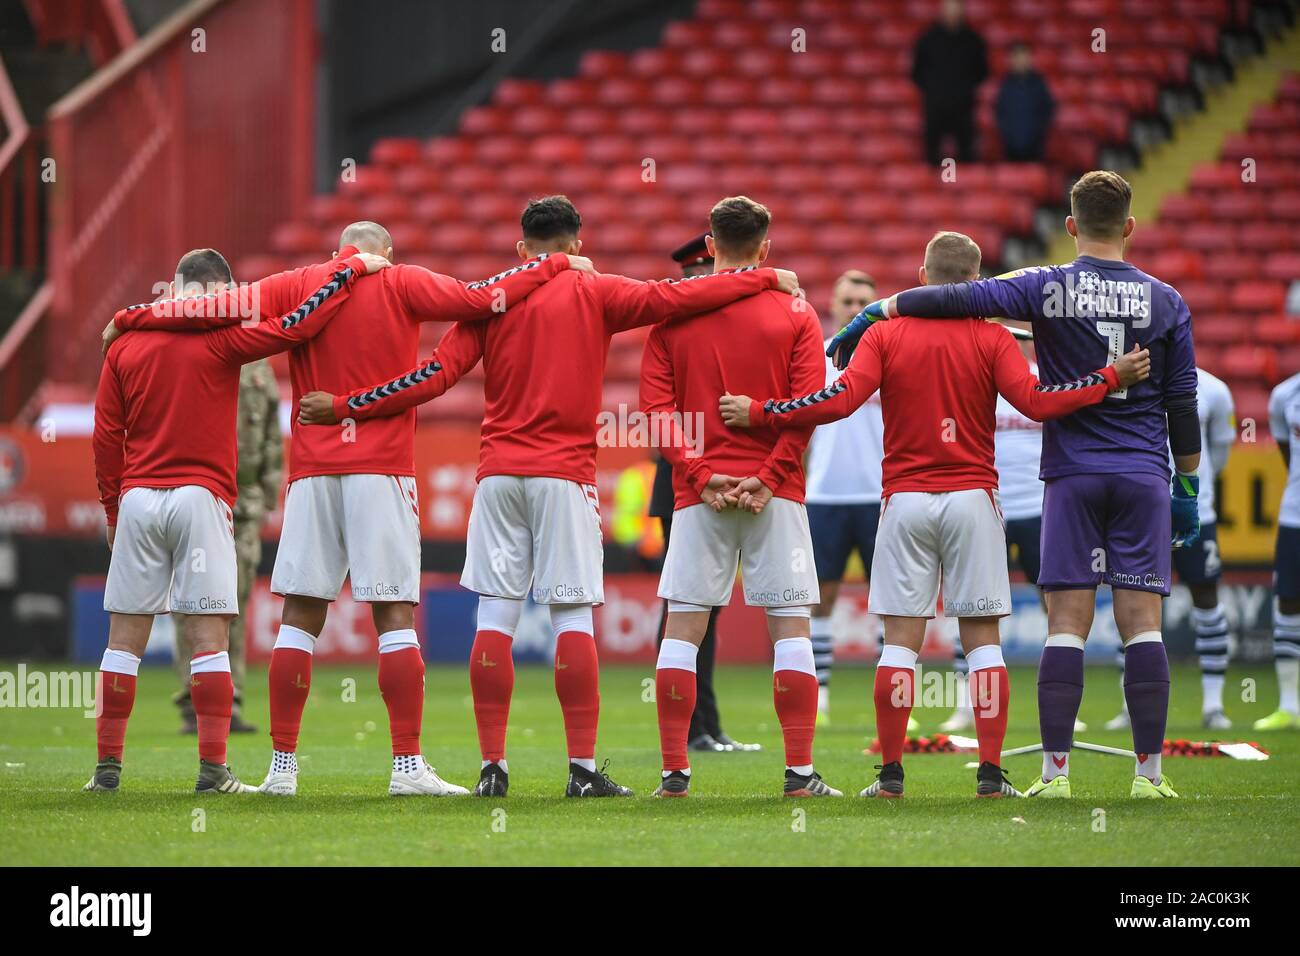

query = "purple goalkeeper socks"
[[1122, 639, 1170, 758], [1038, 645, 1084, 753]]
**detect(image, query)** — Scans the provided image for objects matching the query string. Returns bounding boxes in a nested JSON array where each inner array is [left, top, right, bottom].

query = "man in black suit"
[[912, 0, 988, 164]]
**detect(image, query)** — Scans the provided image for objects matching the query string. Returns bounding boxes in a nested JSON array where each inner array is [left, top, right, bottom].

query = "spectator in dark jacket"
[[912, 0, 988, 165], [996, 42, 1056, 161]]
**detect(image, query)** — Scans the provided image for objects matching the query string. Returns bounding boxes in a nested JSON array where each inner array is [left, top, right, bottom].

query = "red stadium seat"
[[1263, 252, 1300, 282], [491, 79, 543, 108], [1238, 223, 1294, 252], [305, 194, 358, 225], [1145, 250, 1204, 282], [1230, 280, 1287, 313], [1257, 317, 1300, 346], [236, 255, 290, 282], [424, 138, 475, 165], [1191, 318, 1246, 348], [459, 107, 509, 136], [578, 49, 627, 77], [531, 135, 585, 165], [411, 194, 466, 224], [1177, 282, 1227, 314], [1219, 346, 1278, 382], [1158, 193, 1212, 222], [392, 165, 441, 195], [512, 106, 564, 137], [544, 77, 598, 108], [1189, 163, 1240, 192], [370, 138, 423, 168], [337, 165, 395, 196], [627, 47, 682, 77], [1202, 252, 1262, 282], [270, 223, 322, 256], [358, 193, 413, 225], [387, 223, 435, 254]]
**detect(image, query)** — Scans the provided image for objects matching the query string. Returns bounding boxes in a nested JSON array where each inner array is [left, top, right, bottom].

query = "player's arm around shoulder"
[[786, 297, 829, 394], [721, 323, 886, 432], [395, 252, 582, 323], [103, 251, 382, 351], [204, 255, 387, 367], [92, 351, 128, 543], [299, 320, 486, 427]]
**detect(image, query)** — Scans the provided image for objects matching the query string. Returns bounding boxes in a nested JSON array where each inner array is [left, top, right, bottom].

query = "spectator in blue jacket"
[[996, 42, 1055, 162]]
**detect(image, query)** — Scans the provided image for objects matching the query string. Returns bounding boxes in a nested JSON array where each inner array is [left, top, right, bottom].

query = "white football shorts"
[[104, 486, 237, 615], [271, 474, 421, 604], [658, 499, 819, 608], [460, 475, 604, 605], [868, 487, 1012, 618]]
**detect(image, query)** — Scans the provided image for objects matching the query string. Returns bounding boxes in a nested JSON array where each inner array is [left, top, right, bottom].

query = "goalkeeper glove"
[[826, 299, 888, 370], [1171, 471, 1200, 550]]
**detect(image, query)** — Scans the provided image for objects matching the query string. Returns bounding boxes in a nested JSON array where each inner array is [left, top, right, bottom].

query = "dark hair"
[[521, 195, 582, 241], [708, 195, 771, 257], [923, 231, 982, 284], [175, 248, 233, 287], [1070, 170, 1132, 241]]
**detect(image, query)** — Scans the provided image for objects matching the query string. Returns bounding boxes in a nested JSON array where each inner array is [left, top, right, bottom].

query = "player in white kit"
[[1107, 368, 1238, 730], [804, 270, 887, 726], [1256, 372, 1300, 730]]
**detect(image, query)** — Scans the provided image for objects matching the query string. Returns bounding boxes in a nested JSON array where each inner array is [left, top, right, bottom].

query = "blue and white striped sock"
[[810, 614, 833, 691], [1192, 604, 1230, 712], [1275, 610, 1300, 715]]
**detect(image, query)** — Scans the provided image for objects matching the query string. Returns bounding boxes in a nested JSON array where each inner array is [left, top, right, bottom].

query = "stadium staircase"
[[217, 0, 1277, 423], [0, 0, 134, 420]]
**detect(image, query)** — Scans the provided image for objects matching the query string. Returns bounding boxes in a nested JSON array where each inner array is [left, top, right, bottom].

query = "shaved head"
[[339, 220, 392, 255]]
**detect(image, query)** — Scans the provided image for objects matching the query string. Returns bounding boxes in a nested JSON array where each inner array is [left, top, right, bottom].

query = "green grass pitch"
[[1, 662, 1297, 866]]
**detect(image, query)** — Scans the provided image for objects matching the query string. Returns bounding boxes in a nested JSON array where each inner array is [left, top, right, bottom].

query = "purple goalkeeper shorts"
[[1039, 472, 1171, 595]]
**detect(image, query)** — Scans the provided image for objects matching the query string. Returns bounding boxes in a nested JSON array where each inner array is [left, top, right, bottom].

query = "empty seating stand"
[[238, 0, 1243, 422], [1132, 72, 1300, 424]]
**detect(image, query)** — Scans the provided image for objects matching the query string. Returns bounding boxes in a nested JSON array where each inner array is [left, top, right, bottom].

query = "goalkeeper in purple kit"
[[831, 171, 1199, 799]]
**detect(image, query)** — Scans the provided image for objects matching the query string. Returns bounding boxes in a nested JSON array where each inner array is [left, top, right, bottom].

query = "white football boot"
[[258, 753, 299, 796], [389, 757, 470, 796]]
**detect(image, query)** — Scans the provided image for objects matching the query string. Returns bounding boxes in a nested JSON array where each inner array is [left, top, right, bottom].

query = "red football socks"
[[470, 629, 515, 762], [554, 631, 600, 760], [96, 667, 136, 762], [190, 652, 233, 765], [773, 669, 818, 768], [377, 646, 425, 757], [268, 646, 312, 753], [972, 665, 1010, 766], [874, 665, 915, 765], [657, 667, 697, 772]]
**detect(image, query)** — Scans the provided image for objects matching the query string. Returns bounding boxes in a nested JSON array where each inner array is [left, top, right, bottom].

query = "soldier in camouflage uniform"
[[172, 358, 283, 734]]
